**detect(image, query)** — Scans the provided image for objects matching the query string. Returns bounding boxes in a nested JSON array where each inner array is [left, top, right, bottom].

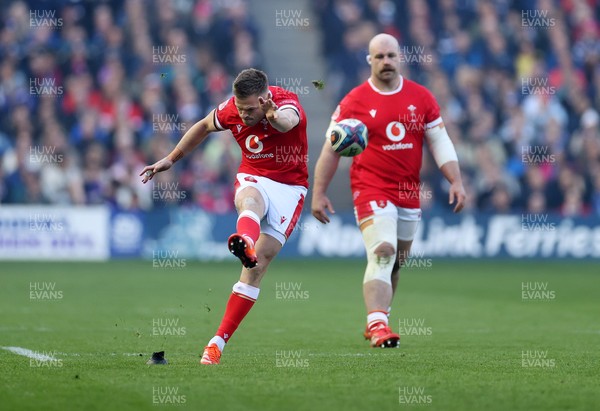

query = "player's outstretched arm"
[[258, 96, 299, 133], [311, 137, 341, 224], [140, 110, 219, 183]]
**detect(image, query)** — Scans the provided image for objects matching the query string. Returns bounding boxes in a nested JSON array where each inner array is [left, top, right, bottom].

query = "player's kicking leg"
[[227, 186, 265, 269], [201, 185, 267, 364], [201, 234, 282, 364], [201, 175, 305, 364]]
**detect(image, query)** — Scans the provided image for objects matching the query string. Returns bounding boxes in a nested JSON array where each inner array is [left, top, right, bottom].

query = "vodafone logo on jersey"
[[385, 121, 406, 142], [383, 121, 414, 151], [244, 135, 274, 159], [245, 135, 263, 153]]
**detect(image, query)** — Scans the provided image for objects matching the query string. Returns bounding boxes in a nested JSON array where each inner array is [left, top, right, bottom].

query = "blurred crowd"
[[0, 0, 261, 212], [1, 0, 599, 217], [315, 0, 600, 216]]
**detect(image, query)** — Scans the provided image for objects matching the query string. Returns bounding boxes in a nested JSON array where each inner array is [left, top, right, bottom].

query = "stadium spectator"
[[0, 0, 262, 210]]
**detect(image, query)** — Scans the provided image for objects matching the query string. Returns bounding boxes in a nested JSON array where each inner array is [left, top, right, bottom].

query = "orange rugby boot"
[[363, 325, 371, 340], [228, 234, 257, 268], [369, 322, 400, 348], [200, 344, 222, 365]]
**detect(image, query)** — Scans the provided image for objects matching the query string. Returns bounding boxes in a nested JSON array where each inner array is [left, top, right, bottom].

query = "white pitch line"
[[2, 346, 57, 361]]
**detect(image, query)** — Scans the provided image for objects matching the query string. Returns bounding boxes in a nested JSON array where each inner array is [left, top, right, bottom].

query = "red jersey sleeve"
[[271, 87, 302, 122], [420, 86, 442, 128], [214, 97, 235, 131]]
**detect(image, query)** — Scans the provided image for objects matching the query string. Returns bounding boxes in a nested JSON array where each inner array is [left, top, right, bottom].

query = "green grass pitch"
[[0, 260, 598, 411]]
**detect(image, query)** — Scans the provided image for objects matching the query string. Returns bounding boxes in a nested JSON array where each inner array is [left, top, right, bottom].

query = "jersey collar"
[[367, 75, 403, 95]]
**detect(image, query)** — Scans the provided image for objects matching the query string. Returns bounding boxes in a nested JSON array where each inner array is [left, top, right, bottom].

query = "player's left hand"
[[139, 158, 173, 183], [449, 182, 466, 213], [258, 96, 278, 122]]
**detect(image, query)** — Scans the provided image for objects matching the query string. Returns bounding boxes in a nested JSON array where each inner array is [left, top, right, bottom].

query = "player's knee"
[[374, 241, 395, 260], [237, 195, 258, 210], [362, 219, 396, 285], [364, 242, 396, 285], [235, 187, 263, 210]]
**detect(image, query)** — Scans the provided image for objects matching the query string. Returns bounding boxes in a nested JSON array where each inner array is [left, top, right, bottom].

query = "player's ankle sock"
[[236, 210, 261, 244], [367, 310, 389, 330], [208, 336, 226, 352], [216, 281, 260, 343]]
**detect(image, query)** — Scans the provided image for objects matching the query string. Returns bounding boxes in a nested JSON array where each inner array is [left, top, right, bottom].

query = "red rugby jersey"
[[215, 86, 308, 187], [332, 76, 442, 208]]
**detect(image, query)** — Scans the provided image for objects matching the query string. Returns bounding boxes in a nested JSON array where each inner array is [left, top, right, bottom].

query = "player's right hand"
[[311, 193, 335, 224], [139, 158, 174, 183]]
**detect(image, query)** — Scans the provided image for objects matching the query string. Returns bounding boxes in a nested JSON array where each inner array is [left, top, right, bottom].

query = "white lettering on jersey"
[[381, 142, 414, 151], [245, 135, 263, 153], [369, 109, 377, 118]]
